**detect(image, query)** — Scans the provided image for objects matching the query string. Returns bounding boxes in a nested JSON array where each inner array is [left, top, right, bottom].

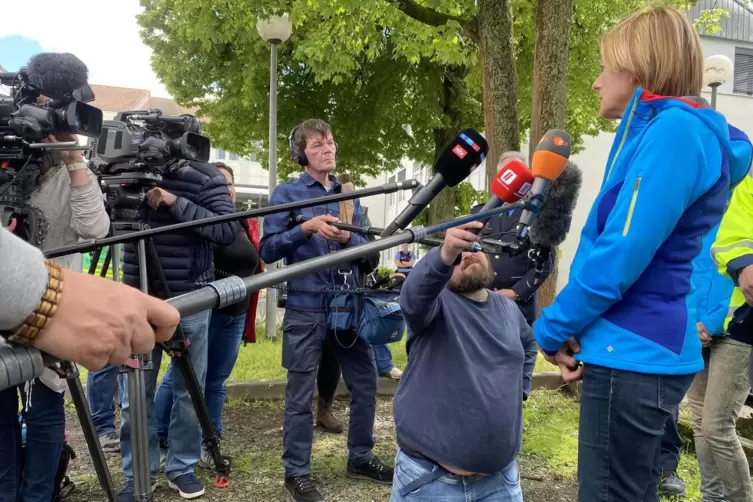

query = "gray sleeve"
[[519, 317, 538, 400], [68, 169, 110, 240], [0, 227, 48, 329]]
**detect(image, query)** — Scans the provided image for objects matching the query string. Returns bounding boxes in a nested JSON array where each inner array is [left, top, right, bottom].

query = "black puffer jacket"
[[122, 160, 239, 297]]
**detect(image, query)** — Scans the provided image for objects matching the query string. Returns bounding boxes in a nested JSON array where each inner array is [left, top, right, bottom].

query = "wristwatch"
[[0, 260, 64, 344]]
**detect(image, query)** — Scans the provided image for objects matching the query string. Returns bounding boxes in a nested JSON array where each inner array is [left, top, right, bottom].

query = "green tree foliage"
[[138, 0, 726, 183]]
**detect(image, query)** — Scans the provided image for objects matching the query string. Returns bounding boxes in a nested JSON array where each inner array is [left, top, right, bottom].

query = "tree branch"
[[386, 0, 473, 27]]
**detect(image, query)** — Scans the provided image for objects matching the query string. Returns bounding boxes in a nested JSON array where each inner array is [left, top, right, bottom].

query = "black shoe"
[[284, 475, 324, 502], [658, 471, 687, 497], [346, 456, 394, 485]]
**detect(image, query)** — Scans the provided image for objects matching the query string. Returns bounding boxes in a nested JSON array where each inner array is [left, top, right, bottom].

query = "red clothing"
[[243, 217, 264, 344]]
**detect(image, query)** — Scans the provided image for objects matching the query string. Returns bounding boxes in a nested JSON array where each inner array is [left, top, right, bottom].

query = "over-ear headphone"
[[289, 124, 308, 166], [288, 122, 338, 167]]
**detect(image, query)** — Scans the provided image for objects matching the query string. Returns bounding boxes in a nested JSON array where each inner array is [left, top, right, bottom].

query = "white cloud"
[[2, 0, 170, 97]]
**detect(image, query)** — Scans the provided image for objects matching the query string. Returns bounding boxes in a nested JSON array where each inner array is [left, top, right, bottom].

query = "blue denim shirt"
[[259, 172, 368, 311]]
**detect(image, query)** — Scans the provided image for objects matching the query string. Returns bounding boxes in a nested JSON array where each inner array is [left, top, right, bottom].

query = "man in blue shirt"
[[260, 119, 393, 502], [394, 244, 416, 275]]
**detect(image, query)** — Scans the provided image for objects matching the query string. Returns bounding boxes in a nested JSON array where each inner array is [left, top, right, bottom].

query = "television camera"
[[90, 110, 210, 228], [0, 53, 103, 246]]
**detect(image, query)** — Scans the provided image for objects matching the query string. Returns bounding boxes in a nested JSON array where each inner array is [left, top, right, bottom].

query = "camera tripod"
[[64, 218, 232, 502]]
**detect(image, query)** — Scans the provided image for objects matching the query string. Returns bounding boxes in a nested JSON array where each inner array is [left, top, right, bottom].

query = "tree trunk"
[[477, 0, 520, 190], [427, 67, 463, 227], [529, 0, 573, 313]]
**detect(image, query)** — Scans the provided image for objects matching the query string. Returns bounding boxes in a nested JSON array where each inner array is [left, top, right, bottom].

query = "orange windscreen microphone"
[[516, 129, 572, 241]]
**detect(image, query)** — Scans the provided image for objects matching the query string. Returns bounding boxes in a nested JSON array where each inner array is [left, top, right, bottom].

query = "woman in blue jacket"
[[534, 5, 753, 501]]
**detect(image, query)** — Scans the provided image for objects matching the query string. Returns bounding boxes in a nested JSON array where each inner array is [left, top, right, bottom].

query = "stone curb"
[[66, 372, 575, 401]]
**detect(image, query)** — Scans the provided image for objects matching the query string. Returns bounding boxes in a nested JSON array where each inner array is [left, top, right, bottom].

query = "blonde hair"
[[600, 4, 703, 97]]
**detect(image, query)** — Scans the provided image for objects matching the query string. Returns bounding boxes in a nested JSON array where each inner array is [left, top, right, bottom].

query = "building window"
[[217, 150, 226, 160], [734, 47, 753, 95], [388, 175, 396, 206], [229, 153, 238, 161], [397, 168, 406, 182], [249, 152, 258, 162]]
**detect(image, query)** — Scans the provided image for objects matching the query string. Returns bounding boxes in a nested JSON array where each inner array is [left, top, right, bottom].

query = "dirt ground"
[[64, 397, 578, 502]]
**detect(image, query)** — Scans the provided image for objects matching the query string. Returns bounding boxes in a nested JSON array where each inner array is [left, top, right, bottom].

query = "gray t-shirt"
[[394, 247, 537, 474]]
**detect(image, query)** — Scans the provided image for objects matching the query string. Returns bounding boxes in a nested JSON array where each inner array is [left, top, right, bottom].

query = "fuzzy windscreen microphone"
[[529, 160, 583, 248], [26, 53, 89, 96]]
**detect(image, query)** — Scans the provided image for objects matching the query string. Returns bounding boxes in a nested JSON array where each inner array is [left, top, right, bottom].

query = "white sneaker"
[[199, 439, 219, 470], [388, 367, 403, 380]]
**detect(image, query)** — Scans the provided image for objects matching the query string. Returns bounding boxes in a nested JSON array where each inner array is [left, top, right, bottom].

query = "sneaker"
[[114, 478, 157, 502], [346, 456, 394, 485], [199, 439, 219, 470], [99, 432, 120, 453], [168, 473, 205, 499], [284, 475, 324, 502], [658, 471, 686, 497]]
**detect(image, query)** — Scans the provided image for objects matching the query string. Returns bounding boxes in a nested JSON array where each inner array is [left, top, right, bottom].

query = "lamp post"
[[704, 54, 733, 111], [257, 13, 292, 341]]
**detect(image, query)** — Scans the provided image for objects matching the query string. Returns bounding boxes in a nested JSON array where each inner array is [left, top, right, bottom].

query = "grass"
[[78, 323, 559, 384]]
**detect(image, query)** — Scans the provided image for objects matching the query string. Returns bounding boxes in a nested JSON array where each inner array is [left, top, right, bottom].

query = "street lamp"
[[704, 54, 733, 110], [257, 13, 292, 341]]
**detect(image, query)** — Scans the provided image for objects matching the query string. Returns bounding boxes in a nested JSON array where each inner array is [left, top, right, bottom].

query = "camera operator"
[[115, 117, 239, 501], [0, 133, 113, 501], [152, 162, 259, 470], [260, 119, 393, 502]]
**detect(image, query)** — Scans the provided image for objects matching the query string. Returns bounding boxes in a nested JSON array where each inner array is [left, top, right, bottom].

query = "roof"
[[688, 0, 753, 43], [145, 96, 197, 116], [89, 84, 151, 111]]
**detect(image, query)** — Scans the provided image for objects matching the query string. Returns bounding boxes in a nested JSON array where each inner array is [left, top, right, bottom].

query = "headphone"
[[288, 123, 338, 167]]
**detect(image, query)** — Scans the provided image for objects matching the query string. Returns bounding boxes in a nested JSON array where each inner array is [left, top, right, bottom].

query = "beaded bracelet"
[[2, 260, 64, 344]]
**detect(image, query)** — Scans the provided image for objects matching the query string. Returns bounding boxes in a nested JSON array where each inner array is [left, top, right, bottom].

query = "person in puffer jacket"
[[534, 6, 753, 501], [116, 116, 239, 502]]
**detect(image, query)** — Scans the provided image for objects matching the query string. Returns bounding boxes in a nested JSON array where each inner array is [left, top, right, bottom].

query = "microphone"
[[490, 158, 534, 204], [516, 129, 572, 241], [529, 160, 582, 248], [468, 156, 533, 236], [379, 129, 488, 237], [26, 53, 89, 97]]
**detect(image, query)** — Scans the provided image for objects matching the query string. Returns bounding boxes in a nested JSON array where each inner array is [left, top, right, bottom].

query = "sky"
[[0, 0, 170, 97]]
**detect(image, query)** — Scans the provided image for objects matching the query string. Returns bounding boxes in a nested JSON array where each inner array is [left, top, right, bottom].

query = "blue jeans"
[[86, 364, 119, 436], [578, 364, 695, 502], [0, 379, 66, 502], [390, 449, 522, 501], [156, 311, 246, 438], [282, 309, 377, 477], [373, 344, 395, 375], [120, 311, 210, 482]]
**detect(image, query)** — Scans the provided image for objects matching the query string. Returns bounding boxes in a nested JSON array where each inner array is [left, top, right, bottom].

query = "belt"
[[399, 459, 449, 497]]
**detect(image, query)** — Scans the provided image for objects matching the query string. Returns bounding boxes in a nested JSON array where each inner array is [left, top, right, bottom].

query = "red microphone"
[[491, 158, 534, 203]]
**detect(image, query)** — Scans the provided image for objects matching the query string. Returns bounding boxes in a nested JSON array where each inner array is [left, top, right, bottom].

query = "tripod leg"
[[129, 239, 154, 502], [87, 247, 102, 276], [62, 362, 116, 501], [100, 247, 112, 279], [144, 238, 232, 486]]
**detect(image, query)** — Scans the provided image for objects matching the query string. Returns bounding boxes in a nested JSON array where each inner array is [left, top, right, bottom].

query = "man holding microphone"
[[391, 221, 537, 502]]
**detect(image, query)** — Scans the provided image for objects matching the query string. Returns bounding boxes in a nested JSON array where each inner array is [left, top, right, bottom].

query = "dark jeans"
[[659, 407, 682, 474], [282, 309, 377, 477], [0, 380, 66, 502], [156, 311, 246, 439], [86, 364, 119, 436], [578, 364, 694, 502]]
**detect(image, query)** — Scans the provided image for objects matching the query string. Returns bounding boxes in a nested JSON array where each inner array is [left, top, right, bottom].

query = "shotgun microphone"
[[379, 129, 487, 237]]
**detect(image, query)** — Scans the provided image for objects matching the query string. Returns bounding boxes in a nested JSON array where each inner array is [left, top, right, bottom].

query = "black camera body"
[[0, 54, 103, 246], [90, 110, 210, 227]]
